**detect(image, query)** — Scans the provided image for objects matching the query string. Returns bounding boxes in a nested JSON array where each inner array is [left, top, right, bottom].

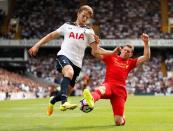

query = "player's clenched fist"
[[28, 45, 39, 57], [141, 33, 149, 44]]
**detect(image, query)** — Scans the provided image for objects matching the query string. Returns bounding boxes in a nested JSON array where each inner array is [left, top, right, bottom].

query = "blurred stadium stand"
[[0, 0, 173, 100]]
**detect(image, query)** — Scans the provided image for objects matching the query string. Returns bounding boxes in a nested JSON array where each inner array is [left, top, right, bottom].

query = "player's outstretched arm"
[[99, 47, 121, 55], [136, 33, 151, 66], [28, 31, 60, 56], [90, 35, 121, 58]]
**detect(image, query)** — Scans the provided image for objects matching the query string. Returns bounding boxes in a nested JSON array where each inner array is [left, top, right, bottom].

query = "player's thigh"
[[110, 96, 126, 116], [56, 55, 74, 78]]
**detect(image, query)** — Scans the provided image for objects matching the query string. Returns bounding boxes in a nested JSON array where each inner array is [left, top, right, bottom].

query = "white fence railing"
[[0, 39, 173, 47]]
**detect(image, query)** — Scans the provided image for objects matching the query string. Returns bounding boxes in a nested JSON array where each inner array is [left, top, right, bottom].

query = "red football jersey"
[[102, 54, 137, 87]]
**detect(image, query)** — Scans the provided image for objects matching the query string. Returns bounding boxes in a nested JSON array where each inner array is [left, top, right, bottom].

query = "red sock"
[[92, 90, 102, 102]]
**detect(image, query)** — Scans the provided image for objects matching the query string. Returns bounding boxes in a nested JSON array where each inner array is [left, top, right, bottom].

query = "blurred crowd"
[[1, 53, 173, 100], [0, 68, 49, 100], [27, 54, 173, 96], [0, 0, 173, 39], [9, 0, 79, 39], [168, 0, 173, 17], [127, 57, 173, 95], [90, 0, 162, 39], [166, 54, 173, 71], [0, 9, 5, 26]]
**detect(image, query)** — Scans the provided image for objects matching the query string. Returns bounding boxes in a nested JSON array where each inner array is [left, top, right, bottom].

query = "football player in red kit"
[[83, 33, 151, 126]]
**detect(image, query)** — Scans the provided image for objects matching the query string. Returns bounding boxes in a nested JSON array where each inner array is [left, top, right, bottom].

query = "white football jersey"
[[56, 22, 95, 68]]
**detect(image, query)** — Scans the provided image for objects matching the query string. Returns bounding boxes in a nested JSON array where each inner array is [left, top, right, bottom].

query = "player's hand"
[[28, 45, 39, 57], [141, 33, 149, 45], [93, 35, 100, 45]]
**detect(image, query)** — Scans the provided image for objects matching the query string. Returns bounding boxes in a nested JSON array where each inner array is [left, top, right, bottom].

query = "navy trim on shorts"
[[56, 55, 81, 87]]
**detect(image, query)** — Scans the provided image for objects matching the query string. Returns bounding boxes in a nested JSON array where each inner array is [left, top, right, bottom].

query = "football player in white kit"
[[29, 5, 99, 116], [29, 5, 115, 116]]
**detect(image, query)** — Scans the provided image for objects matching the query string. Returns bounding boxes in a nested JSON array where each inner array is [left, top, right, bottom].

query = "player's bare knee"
[[115, 116, 125, 126], [115, 120, 124, 126], [66, 70, 74, 78]]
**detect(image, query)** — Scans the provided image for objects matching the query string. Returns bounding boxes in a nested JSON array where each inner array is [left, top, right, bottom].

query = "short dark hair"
[[123, 44, 134, 52], [78, 5, 93, 17]]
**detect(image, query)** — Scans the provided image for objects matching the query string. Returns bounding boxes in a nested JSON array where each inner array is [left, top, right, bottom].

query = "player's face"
[[77, 10, 91, 25], [120, 46, 133, 59]]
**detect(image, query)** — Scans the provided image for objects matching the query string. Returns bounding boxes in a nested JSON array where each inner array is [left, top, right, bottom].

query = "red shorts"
[[100, 83, 127, 116]]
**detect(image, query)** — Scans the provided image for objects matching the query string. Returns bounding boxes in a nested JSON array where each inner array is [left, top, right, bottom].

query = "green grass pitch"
[[0, 96, 173, 131]]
